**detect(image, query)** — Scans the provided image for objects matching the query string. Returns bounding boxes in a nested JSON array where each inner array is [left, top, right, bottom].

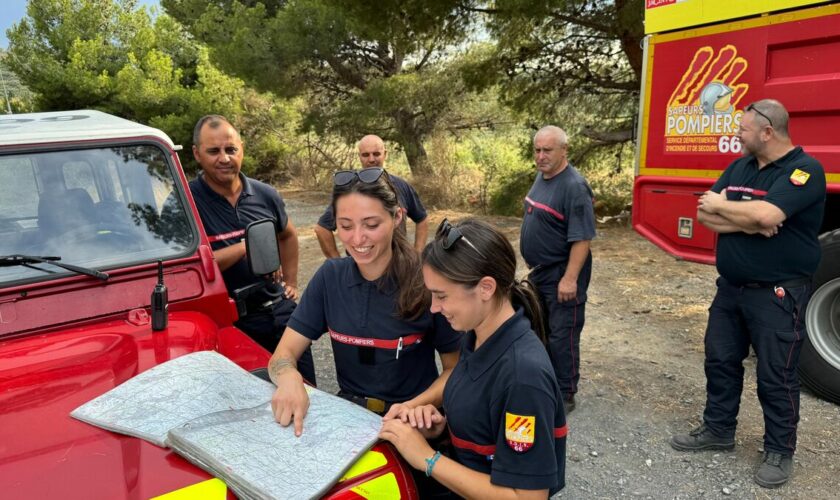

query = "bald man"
[[314, 135, 429, 258], [521, 126, 596, 414]]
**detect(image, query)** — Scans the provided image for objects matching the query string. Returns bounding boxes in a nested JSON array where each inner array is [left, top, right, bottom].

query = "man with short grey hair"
[[520, 126, 596, 414]]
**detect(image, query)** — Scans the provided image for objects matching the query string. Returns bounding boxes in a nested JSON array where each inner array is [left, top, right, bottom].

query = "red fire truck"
[[633, 0, 840, 403]]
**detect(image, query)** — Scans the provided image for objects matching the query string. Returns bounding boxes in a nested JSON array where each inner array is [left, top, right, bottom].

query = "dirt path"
[[283, 190, 840, 499]]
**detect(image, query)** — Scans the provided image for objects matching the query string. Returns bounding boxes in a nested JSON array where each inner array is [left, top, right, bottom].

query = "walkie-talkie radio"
[[151, 260, 168, 331]]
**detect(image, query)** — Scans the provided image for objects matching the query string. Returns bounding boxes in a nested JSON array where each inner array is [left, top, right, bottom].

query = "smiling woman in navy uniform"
[[267, 168, 461, 435], [380, 219, 567, 498]]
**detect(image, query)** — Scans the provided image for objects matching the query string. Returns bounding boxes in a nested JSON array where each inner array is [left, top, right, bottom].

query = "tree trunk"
[[615, 0, 644, 83], [393, 110, 433, 177], [402, 136, 432, 177]]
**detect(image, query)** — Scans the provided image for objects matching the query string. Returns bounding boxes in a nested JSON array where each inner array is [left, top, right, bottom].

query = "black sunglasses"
[[333, 167, 385, 186], [436, 219, 486, 258], [745, 103, 773, 128]]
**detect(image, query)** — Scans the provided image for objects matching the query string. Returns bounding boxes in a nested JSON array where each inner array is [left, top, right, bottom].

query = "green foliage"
[[575, 142, 634, 217], [490, 167, 534, 217], [0, 50, 34, 113], [4, 0, 249, 172], [3, 0, 637, 215], [466, 131, 531, 215], [163, 0, 484, 175], [412, 132, 483, 210], [411, 125, 530, 214], [462, 1, 643, 167], [429, 1, 645, 216]]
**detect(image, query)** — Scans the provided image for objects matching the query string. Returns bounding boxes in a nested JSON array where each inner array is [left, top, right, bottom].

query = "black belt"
[[336, 391, 393, 415], [741, 277, 811, 289], [240, 295, 285, 315]]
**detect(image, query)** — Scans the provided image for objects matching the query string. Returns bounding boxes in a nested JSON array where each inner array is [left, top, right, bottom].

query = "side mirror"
[[245, 219, 280, 276]]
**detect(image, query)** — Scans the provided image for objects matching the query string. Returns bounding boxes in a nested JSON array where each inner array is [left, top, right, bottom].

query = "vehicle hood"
[[0, 312, 233, 499]]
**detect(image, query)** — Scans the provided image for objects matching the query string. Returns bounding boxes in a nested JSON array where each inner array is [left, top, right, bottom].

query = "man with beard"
[[670, 100, 826, 488]]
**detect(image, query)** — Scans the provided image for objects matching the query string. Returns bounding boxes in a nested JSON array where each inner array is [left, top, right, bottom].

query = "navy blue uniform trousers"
[[703, 278, 811, 455], [235, 299, 317, 386], [532, 259, 591, 397]]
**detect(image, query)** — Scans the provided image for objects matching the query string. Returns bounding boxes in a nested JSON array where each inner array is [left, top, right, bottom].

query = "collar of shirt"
[[341, 257, 375, 288], [196, 172, 255, 203], [341, 257, 399, 292], [463, 308, 532, 381], [541, 162, 574, 182], [748, 145, 803, 171]]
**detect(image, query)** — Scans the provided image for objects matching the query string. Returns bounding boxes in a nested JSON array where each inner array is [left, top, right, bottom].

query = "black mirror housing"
[[245, 219, 280, 276]]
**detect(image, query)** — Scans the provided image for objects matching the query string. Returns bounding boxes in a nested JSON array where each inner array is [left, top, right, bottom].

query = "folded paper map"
[[71, 351, 382, 499]]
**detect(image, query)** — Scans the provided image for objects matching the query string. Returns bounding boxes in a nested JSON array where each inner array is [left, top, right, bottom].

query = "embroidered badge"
[[505, 413, 535, 452], [789, 169, 810, 186]]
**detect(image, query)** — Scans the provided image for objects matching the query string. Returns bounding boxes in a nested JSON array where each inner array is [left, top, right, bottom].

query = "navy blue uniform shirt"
[[711, 146, 825, 284], [520, 164, 596, 268], [444, 308, 566, 493], [317, 173, 427, 232], [189, 173, 288, 304], [288, 257, 461, 402]]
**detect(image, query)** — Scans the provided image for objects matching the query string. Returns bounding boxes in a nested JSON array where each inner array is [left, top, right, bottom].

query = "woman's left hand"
[[379, 419, 436, 471], [382, 402, 412, 422]]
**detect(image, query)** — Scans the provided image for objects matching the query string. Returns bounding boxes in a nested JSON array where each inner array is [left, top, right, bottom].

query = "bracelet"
[[425, 450, 442, 477]]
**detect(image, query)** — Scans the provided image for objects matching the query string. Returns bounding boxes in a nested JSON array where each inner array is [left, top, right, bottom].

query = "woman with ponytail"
[[380, 218, 566, 498], [268, 168, 460, 435]]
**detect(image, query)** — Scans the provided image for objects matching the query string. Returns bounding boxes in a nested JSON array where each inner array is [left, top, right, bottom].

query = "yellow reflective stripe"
[[151, 478, 227, 500], [637, 168, 723, 179], [350, 472, 401, 499], [340, 450, 388, 481]]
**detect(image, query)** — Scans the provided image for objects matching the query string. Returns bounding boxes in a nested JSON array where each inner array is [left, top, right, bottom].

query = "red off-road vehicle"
[[0, 110, 416, 499]]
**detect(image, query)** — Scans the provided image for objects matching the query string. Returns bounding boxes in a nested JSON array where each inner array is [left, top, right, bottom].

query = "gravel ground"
[[282, 189, 840, 500]]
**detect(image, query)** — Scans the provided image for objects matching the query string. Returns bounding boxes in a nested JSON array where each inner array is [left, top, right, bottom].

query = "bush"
[[575, 143, 634, 217], [405, 133, 482, 211], [413, 130, 532, 214], [489, 168, 534, 216]]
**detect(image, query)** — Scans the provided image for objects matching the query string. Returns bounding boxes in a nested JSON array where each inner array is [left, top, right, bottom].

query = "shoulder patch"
[[790, 169, 810, 186], [505, 412, 535, 452]]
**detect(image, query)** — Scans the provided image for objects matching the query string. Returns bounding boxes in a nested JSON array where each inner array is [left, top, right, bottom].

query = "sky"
[[1, 0, 160, 50], [0, 0, 28, 49]]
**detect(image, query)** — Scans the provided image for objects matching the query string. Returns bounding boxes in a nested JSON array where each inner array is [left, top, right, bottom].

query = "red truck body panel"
[[634, 3, 840, 262], [0, 314, 269, 499]]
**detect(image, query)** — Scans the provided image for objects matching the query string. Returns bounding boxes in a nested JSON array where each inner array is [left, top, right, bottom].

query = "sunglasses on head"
[[333, 167, 385, 186], [435, 219, 486, 259], [745, 103, 774, 128]]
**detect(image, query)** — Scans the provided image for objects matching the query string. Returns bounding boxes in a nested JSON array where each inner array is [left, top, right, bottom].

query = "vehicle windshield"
[[0, 145, 194, 284]]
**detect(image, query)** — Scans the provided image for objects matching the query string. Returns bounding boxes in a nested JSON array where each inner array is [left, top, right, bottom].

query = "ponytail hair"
[[510, 278, 547, 344], [332, 170, 429, 319], [422, 218, 546, 342]]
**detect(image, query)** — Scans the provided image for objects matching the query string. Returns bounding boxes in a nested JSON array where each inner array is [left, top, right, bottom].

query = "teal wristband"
[[425, 450, 442, 477]]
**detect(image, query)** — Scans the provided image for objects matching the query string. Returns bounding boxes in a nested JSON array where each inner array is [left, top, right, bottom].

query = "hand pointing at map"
[[271, 370, 310, 436]]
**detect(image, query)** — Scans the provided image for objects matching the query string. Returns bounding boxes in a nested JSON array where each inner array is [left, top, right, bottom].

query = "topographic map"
[[71, 351, 275, 446], [71, 351, 382, 499]]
